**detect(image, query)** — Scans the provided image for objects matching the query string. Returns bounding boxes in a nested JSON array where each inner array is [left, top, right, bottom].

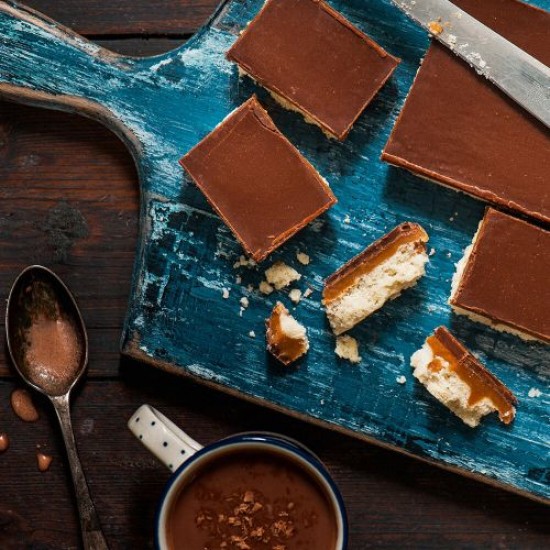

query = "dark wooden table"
[[0, 1, 548, 548]]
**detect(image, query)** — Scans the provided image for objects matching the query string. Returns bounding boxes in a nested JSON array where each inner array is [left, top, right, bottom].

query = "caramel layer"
[[323, 222, 428, 304], [427, 327, 517, 424], [266, 303, 307, 365]]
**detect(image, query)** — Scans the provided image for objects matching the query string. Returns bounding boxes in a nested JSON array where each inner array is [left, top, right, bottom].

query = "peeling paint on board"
[[0, 0, 549, 503]]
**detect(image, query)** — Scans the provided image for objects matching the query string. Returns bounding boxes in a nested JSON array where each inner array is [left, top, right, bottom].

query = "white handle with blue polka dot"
[[128, 405, 203, 473]]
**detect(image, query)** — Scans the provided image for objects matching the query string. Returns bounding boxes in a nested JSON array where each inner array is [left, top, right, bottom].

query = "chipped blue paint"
[[0, 0, 548, 503]]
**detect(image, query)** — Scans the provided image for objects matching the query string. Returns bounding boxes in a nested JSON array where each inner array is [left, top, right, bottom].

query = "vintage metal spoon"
[[5, 265, 109, 550]]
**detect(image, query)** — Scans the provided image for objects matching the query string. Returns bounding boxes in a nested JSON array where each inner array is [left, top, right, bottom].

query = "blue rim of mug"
[[154, 432, 348, 550]]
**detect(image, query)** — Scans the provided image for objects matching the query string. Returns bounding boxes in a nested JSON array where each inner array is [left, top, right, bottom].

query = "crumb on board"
[[335, 335, 361, 363], [235, 275, 242, 284], [396, 375, 407, 385], [428, 20, 444, 35], [303, 287, 314, 298], [343, 214, 351, 224], [265, 261, 301, 290], [249, 330, 256, 338], [296, 251, 310, 265], [528, 387, 542, 398], [240, 297, 249, 308], [222, 288, 230, 299], [289, 289, 302, 304], [233, 255, 256, 269], [429, 248, 436, 256], [446, 252, 451, 258], [259, 280, 275, 295]]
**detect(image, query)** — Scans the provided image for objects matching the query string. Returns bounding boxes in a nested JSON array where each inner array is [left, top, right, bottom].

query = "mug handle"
[[128, 405, 203, 472]]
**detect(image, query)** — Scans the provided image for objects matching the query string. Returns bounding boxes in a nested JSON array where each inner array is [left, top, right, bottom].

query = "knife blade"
[[393, 0, 550, 129]]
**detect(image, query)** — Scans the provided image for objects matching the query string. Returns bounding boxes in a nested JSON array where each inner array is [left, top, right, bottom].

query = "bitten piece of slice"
[[266, 302, 309, 365], [411, 326, 517, 428], [226, 0, 399, 140], [450, 208, 550, 344], [323, 222, 429, 334], [180, 96, 336, 262]]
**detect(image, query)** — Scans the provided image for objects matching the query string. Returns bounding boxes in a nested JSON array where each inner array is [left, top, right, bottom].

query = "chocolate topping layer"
[[429, 326, 517, 424], [227, 0, 399, 140], [180, 96, 336, 262], [323, 222, 428, 303], [451, 209, 550, 343], [382, 0, 550, 224]]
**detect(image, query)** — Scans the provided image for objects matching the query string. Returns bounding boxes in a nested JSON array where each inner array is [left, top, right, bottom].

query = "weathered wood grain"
[[97, 38, 185, 57], [0, 0, 548, 503], [20, 0, 220, 35], [0, 102, 138, 378], [0, 0, 549, 547], [0, 377, 548, 549]]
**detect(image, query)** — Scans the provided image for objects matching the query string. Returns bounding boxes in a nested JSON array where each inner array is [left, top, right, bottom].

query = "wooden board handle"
[[0, 1, 127, 120]]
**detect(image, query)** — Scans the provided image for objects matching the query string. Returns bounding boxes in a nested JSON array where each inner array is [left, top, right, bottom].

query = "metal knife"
[[393, 0, 550, 129]]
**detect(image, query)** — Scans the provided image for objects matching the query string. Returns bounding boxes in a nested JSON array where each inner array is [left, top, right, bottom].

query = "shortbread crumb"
[[289, 289, 302, 304], [222, 288, 230, 299], [296, 252, 310, 265], [396, 375, 407, 384], [259, 281, 274, 295], [265, 261, 301, 290], [528, 387, 542, 398], [335, 335, 361, 363], [233, 255, 256, 269]]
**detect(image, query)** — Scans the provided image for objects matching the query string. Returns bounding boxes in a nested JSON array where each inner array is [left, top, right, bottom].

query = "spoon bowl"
[[5, 265, 108, 550], [6, 265, 88, 397]]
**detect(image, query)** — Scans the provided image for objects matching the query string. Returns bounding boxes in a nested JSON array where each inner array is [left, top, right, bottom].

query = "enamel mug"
[[128, 404, 348, 550]]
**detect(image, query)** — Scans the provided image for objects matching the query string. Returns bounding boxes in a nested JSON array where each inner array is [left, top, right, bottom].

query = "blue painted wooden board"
[[1, 0, 548, 503]]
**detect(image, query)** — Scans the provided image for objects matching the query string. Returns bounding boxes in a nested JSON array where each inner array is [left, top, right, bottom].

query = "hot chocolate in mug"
[[128, 405, 348, 550]]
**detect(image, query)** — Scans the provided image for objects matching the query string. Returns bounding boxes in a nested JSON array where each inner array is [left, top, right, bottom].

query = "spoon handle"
[[52, 394, 109, 550]]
